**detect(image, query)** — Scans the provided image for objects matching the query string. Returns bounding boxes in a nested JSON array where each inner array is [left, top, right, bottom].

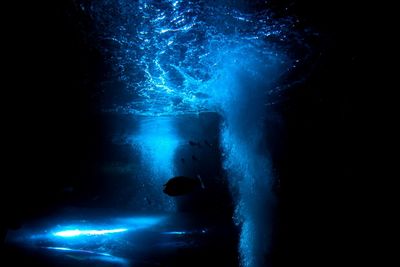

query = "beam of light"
[[6, 215, 164, 267], [49, 216, 164, 239], [42, 246, 129, 266], [116, 216, 165, 224], [116, 215, 165, 228], [131, 116, 181, 211], [53, 228, 128, 238], [161, 229, 208, 235], [137, 117, 180, 170], [162, 231, 186, 235], [43, 246, 111, 257], [14, 216, 165, 244]]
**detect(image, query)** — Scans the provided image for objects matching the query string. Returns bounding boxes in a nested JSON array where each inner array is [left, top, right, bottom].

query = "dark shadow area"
[[267, 0, 368, 266]]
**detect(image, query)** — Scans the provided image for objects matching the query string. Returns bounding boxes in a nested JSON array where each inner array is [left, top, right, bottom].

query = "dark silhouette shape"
[[189, 140, 197, 146], [204, 140, 212, 148], [192, 155, 198, 161], [163, 175, 204, 196], [180, 158, 185, 164], [189, 140, 202, 148], [144, 197, 152, 206]]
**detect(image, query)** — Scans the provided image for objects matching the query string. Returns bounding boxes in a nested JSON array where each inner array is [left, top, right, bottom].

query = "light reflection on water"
[[73, 1, 313, 266], [81, 0, 309, 116]]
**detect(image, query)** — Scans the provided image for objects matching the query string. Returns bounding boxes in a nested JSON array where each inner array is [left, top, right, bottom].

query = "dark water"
[[74, 1, 309, 266], [2, 0, 363, 266]]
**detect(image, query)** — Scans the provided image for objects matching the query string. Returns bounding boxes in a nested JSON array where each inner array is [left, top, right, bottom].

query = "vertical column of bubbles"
[[133, 116, 181, 211], [221, 125, 274, 267], [77, 0, 309, 265], [213, 48, 284, 267]]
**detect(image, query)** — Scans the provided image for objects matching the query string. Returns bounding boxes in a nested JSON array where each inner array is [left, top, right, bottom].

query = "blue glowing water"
[[53, 228, 128, 237], [76, 1, 312, 266], [82, 0, 309, 116], [44, 247, 112, 257], [6, 213, 214, 266], [133, 116, 181, 211], [43, 247, 129, 266]]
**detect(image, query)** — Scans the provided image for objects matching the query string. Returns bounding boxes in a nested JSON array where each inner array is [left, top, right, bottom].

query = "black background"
[[2, 1, 369, 266]]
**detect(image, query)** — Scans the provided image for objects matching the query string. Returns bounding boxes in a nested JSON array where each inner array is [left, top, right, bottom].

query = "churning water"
[[72, 0, 313, 266]]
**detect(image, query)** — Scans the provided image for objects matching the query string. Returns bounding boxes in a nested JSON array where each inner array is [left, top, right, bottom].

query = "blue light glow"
[[42, 246, 129, 266], [85, 0, 308, 116], [53, 228, 128, 237], [116, 216, 165, 227], [5, 216, 165, 261], [76, 1, 313, 267], [162, 229, 208, 235], [44, 246, 111, 257], [219, 57, 278, 267], [162, 231, 186, 235], [161, 229, 207, 235], [49, 216, 164, 239], [131, 117, 181, 211]]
